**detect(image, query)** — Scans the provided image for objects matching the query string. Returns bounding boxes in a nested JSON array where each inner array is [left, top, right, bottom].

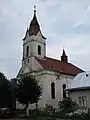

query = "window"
[[62, 84, 66, 99], [86, 74, 89, 77], [51, 82, 55, 99], [78, 97, 82, 106], [62, 84, 66, 89], [38, 45, 41, 55], [26, 46, 29, 57], [78, 96, 87, 107]]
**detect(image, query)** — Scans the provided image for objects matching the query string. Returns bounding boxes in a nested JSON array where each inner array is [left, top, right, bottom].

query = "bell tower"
[[22, 6, 46, 67]]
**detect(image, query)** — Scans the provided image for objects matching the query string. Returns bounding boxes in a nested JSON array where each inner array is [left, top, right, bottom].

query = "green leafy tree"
[[58, 98, 78, 115], [0, 72, 13, 109], [16, 75, 43, 112]]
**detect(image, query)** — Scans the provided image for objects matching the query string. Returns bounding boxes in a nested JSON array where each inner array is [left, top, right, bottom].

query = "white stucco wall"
[[69, 90, 90, 109], [22, 57, 43, 71], [23, 32, 46, 59], [17, 68, 74, 110], [31, 70, 74, 109], [16, 101, 24, 109]]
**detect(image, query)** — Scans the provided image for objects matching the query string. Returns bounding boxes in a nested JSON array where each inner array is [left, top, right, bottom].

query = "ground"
[[0, 118, 65, 120]]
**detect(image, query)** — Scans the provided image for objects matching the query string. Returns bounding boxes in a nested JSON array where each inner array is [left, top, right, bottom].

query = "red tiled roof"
[[36, 57, 84, 76]]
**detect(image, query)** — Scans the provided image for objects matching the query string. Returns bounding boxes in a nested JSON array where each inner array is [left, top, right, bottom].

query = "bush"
[[29, 109, 49, 117], [29, 104, 55, 118], [65, 111, 90, 119], [44, 104, 55, 116], [58, 98, 78, 116], [0, 109, 17, 119]]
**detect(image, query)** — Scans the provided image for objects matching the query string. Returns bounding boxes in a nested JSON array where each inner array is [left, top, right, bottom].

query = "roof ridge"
[[35, 56, 46, 60], [45, 56, 61, 62], [69, 63, 84, 72], [36, 56, 61, 62]]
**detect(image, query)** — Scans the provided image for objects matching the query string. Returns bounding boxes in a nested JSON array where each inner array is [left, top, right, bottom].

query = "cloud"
[[0, 0, 90, 79], [84, 5, 90, 11], [47, 34, 90, 71]]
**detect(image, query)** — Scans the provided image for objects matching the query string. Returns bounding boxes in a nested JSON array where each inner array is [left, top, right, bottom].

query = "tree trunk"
[[25, 103, 29, 116], [36, 102, 38, 111]]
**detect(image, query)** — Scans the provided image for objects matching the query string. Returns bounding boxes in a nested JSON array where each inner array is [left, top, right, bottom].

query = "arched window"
[[62, 84, 66, 90], [62, 84, 66, 99], [26, 46, 29, 57], [51, 82, 55, 99], [38, 45, 41, 55]]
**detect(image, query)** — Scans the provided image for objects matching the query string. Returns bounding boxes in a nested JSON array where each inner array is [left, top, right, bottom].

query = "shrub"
[[65, 111, 90, 119], [44, 104, 55, 116], [58, 97, 78, 115]]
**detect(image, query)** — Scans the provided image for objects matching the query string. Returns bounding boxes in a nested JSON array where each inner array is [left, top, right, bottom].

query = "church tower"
[[22, 6, 46, 68]]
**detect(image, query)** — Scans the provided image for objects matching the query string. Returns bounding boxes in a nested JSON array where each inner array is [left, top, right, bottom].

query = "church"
[[17, 7, 84, 109]]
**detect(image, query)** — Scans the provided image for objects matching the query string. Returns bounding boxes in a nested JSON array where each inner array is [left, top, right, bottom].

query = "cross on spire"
[[34, 5, 36, 14]]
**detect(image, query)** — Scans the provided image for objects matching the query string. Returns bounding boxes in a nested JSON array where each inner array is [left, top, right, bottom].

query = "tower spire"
[[23, 6, 46, 40], [61, 49, 68, 63], [62, 49, 66, 56]]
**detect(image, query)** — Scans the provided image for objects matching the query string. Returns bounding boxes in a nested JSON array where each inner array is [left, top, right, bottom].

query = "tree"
[[58, 98, 78, 115], [16, 74, 43, 112], [0, 72, 13, 109]]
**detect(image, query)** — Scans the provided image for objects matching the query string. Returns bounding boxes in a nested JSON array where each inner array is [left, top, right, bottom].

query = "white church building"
[[17, 7, 83, 109]]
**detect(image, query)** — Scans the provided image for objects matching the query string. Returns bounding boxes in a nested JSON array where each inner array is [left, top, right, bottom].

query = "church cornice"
[[23, 38, 46, 46], [28, 68, 75, 78]]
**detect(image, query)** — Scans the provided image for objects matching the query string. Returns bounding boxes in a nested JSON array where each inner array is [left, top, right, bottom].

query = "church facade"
[[17, 7, 83, 109]]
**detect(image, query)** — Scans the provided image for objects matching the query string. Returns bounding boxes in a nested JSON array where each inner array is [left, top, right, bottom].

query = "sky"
[[0, 0, 90, 79]]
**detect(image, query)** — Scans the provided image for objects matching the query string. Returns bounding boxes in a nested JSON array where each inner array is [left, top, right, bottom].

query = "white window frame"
[[78, 96, 87, 107]]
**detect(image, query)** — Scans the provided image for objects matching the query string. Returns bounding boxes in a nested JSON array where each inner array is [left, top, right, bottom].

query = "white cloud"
[[0, 0, 90, 79], [47, 33, 90, 71]]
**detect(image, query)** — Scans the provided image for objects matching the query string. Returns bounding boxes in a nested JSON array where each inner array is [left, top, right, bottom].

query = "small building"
[[67, 72, 90, 111]]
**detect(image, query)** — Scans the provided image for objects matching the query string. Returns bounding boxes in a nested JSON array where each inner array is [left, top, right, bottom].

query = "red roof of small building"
[[36, 56, 84, 76]]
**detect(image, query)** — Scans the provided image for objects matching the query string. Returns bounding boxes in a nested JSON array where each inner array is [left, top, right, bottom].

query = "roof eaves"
[[66, 86, 90, 92]]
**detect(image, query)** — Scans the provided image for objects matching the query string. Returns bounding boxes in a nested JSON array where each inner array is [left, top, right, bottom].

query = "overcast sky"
[[0, 0, 90, 79]]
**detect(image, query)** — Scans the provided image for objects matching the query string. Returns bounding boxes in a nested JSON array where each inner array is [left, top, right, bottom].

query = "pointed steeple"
[[29, 5, 39, 28], [61, 49, 68, 63], [62, 49, 67, 56], [23, 6, 46, 40]]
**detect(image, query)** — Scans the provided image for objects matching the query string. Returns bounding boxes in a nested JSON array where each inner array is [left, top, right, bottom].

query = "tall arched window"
[[62, 84, 66, 99], [51, 82, 55, 99], [62, 84, 66, 90], [26, 46, 29, 57], [38, 45, 41, 55]]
